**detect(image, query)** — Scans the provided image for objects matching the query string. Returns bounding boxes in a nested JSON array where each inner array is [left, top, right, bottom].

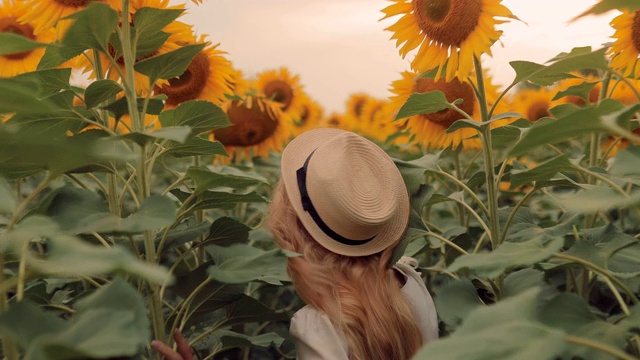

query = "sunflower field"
[[2, 0, 640, 359]]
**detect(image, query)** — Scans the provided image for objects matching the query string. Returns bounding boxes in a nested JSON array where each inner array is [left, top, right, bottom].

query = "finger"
[[151, 340, 184, 360], [173, 329, 194, 360]]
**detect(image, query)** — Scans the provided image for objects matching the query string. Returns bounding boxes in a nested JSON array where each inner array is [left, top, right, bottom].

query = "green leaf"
[[0, 78, 57, 115], [448, 237, 565, 278], [202, 217, 251, 247], [84, 79, 123, 108], [510, 47, 609, 87], [187, 166, 268, 193], [393, 152, 441, 194], [218, 330, 284, 351], [0, 128, 135, 177], [27, 279, 150, 359], [510, 155, 573, 188], [164, 136, 228, 158], [172, 189, 267, 212], [134, 43, 205, 82], [414, 288, 567, 360], [219, 294, 289, 328], [62, 2, 119, 53], [395, 91, 457, 121], [559, 186, 640, 213], [117, 126, 192, 145], [572, 0, 640, 20], [539, 293, 630, 360], [503, 269, 544, 298], [37, 43, 86, 70], [446, 119, 481, 133], [101, 96, 165, 120], [553, 81, 598, 102], [509, 100, 625, 157], [134, 7, 183, 36], [0, 301, 66, 350], [434, 279, 484, 327], [206, 244, 295, 285], [0, 178, 16, 214], [11, 68, 72, 96], [160, 100, 231, 135], [490, 122, 527, 149], [610, 146, 640, 177], [0, 33, 48, 56], [545, 224, 638, 271], [157, 220, 211, 251]]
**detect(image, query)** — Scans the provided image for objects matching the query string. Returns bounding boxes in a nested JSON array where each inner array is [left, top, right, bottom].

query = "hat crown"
[[306, 133, 401, 240]]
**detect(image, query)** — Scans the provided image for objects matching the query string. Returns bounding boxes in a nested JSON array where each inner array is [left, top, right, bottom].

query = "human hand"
[[151, 329, 194, 360]]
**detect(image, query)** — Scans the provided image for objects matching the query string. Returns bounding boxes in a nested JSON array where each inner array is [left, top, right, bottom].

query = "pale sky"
[[179, 0, 618, 112]]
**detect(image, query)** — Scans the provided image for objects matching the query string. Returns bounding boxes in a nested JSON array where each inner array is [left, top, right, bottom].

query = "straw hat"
[[281, 128, 410, 257]]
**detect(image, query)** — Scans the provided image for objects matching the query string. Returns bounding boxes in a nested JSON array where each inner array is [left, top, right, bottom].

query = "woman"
[[153, 128, 438, 359]]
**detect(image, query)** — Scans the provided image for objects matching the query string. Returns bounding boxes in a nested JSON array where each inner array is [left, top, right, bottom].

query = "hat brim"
[[281, 128, 410, 257]]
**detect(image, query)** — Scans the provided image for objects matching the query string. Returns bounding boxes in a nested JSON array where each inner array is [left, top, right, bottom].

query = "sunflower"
[[343, 93, 374, 135], [291, 93, 323, 136], [510, 87, 563, 122], [389, 71, 481, 150], [17, 0, 92, 36], [214, 96, 293, 160], [608, 10, 640, 79], [381, 0, 514, 81], [252, 67, 306, 121], [228, 67, 251, 98], [359, 98, 391, 142], [321, 112, 349, 130], [0, 1, 55, 78], [154, 36, 234, 107]]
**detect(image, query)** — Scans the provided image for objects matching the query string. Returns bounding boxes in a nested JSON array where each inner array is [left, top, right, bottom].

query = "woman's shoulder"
[[290, 305, 350, 359]]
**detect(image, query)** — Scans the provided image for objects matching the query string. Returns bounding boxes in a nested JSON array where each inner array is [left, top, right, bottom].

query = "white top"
[[289, 257, 439, 359]]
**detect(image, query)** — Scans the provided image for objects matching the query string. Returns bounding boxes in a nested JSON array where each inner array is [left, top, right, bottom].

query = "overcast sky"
[[178, 0, 617, 112]]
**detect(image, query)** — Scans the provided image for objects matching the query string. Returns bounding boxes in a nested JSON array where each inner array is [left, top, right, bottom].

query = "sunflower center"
[[214, 100, 278, 146], [353, 99, 366, 117], [53, 0, 90, 7], [298, 106, 309, 126], [0, 17, 36, 60], [412, 0, 483, 46], [155, 52, 210, 107], [526, 100, 550, 122], [263, 80, 294, 110], [413, 77, 475, 128], [632, 11, 640, 53]]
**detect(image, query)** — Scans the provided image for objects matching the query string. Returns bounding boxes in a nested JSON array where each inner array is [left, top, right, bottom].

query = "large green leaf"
[[503, 269, 545, 298], [559, 185, 640, 213], [0, 128, 134, 178], [0, 302, 66, 350], [539, 293, 630, 360], [393, 152, 440, 194], [133, 7, 182, 57], [11, 69, 72, 97], [0, 33, 49, 57], [186, 166, 268, 193], [134, 43, 205, 82], [448, 237, 565, 278], [0, 78, 57, 115], [63, 3, 118, 52], [201, 217, 251, 247], [218, 294, 289, 328], [509, 155, 573, 188], [4, 216, 172, 284], [157, 219, 211, 251], [116, 126, 192, 146], [171, 189, 267, 212], [434, 279, 484, 327], [101, 96, 165, 120], [544, 224, 638, 272], [27, 280, 149, 359], [160, 100, 231, 135], [84, 79, 123, 109], [414, 288, 567, 360], [206, 244, 295, 285], [510, 47, 609, 87], [0, 177, 16, 214], [395, 91, 459, 121], [573, 0, 640, 20], [610, 146, 640, 178], [164, 136, 229, 158], [509, 100, 628, 157], [217, 330, 284, 351]]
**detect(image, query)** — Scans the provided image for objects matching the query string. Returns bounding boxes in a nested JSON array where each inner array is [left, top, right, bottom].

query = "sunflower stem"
[[119, 0, 165, 350], [474, 57, 500, 251]]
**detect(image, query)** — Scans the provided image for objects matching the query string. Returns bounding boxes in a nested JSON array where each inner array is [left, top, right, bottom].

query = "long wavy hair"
[[268, 182, 423, 360]]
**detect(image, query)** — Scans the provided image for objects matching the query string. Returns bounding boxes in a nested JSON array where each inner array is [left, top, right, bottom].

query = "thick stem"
[[474, 57, 500, 250], [119, 0, 165, 347]]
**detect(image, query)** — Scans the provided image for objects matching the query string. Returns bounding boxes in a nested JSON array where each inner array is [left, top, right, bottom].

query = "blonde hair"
[[268, 182, 423, 360]]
